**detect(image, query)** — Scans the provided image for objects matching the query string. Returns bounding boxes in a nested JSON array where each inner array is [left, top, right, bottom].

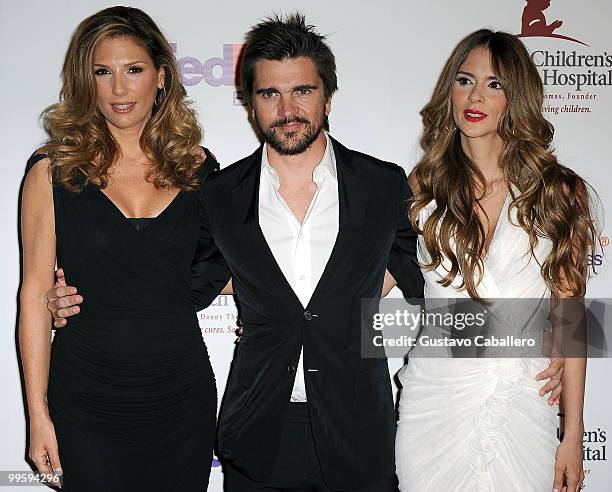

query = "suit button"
[[287, 365, 296, 374], [303, 311, 313, 321]]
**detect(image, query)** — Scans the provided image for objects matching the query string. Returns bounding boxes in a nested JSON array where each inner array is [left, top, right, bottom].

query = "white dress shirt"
[[258, 132, 339, 402]]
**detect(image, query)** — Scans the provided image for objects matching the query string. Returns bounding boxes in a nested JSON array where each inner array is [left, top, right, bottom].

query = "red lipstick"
[[463, 109, 487, 122]]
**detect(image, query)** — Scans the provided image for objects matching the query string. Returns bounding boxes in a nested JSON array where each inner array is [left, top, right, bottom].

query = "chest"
[[275, 183, 318, 225], [258, 175, 339, 270], [55, 185, 199, 270], [100, 178, 181, 219], [476, 192, 508, 256], [417, 196, 553, 296]]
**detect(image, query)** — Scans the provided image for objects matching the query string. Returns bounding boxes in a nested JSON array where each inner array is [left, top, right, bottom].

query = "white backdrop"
[[1, 0, 610, 490]]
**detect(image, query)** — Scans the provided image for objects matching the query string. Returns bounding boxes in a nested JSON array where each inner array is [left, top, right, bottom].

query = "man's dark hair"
[[240, 13, 338, 103]]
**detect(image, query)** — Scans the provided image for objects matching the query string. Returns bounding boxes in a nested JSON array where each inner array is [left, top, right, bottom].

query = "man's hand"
[[45, 268, 82, 328], [536, 356, 565, 406], [235, 319, 244, 344]]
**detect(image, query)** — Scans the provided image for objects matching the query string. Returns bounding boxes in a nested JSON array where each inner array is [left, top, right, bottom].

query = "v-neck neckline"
[[236, 138, 370, 313], [93, 186, 183, 230], [482, 192, 510, 261]]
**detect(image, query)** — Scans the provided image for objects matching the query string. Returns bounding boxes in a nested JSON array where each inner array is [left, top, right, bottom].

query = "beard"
[[256, 111, 325, 156]]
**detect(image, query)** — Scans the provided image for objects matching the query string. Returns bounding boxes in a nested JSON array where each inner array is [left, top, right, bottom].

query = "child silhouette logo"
[[518, 0, 588, 45]]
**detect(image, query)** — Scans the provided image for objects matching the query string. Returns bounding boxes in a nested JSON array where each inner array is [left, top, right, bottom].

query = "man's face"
[[251, 56, 331, 155]]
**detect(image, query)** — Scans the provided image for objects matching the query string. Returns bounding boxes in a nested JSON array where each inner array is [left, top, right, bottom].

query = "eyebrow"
[[93, 60, 149, 67], [255, 84, 319, 95], [456, 70, 499, 80]]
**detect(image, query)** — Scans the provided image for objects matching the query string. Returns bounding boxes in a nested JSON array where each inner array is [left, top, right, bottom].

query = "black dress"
[[26, 152, 228, 491]]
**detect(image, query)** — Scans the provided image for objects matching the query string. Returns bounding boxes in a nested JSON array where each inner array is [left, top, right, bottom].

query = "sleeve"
[[190, 154, 232, 311], [386, 167, 424, 300]]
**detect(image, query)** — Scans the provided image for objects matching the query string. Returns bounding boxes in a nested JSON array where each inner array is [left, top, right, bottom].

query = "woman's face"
[[451, 47, 507, 143], [93, 36, 164, 134]]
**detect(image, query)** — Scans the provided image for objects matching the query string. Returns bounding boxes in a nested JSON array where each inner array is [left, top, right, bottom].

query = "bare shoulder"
[[22, 153, 54, 223], [24, 154, 53, 191]]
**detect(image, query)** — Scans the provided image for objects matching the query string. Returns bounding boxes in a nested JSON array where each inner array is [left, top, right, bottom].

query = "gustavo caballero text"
[[372, 334, 536, 348]]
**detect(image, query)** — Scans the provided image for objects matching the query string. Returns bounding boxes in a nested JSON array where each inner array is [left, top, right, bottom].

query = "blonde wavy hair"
[[39, 6, 203, 191], [409, 29, 599, 298]]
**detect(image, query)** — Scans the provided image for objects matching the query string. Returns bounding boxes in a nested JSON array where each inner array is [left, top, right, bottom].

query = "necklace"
[[482, 188, 493, 200], [479, 178, 505, 201]]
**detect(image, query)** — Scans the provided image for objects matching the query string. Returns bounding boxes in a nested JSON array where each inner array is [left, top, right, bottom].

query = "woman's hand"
[[29, 412, 63, 487], [553, 433, 584, 492]]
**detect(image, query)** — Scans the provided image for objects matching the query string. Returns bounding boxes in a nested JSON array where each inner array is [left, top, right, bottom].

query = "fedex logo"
[[170, 43, 243, 87]]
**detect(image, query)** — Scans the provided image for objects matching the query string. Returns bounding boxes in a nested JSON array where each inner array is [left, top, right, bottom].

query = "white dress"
[[395, 194, 559, 491]]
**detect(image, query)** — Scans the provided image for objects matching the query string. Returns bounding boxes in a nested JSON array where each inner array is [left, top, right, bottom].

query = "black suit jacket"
[[193, 137, 423, 490]]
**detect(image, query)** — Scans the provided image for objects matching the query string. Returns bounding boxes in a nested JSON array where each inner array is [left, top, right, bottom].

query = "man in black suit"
[[42, 13, 421, 490], [194, 14, 422, 491]]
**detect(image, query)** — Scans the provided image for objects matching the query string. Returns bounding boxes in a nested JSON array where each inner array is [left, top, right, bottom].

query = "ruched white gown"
[[395, 194, 559, 491]]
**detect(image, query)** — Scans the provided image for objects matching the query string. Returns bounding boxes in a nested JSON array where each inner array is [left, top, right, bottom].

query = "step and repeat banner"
[[2, 0, 610, 490]]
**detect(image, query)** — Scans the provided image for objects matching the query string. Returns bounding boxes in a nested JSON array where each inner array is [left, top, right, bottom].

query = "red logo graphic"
[[518, 0, 588, 46]]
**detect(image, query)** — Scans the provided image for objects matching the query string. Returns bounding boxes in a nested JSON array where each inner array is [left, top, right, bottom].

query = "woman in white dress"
[[392, 30, 598, 491]]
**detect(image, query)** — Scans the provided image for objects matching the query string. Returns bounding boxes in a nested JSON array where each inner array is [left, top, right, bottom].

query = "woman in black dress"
[[19, 7, 228, 491]]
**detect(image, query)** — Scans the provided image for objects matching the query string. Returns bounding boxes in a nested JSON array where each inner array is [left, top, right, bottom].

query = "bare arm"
[[19, 157, 62, 479], [552, 179, 589, 492], [552, 293, 586, 492], [558, 339, 586, 438]]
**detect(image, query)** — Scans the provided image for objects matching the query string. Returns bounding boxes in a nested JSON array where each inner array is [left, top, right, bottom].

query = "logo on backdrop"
[[198, 295, 240, 335], [517, 0, 587, 46], [513, 1, 612, 116], [557, 424, 607, 482], [583, 426, 608, 462], [559, 425, 608, 484], [170, 43, 246, 105], [588, 234, 609, 275]]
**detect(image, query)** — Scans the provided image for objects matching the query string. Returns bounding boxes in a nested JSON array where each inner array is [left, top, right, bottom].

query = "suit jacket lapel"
[[307, 137, 371, 307], [232, 146, 304, 310]]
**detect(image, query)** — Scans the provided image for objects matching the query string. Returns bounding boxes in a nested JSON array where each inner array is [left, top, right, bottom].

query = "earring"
[[154, 86, 167, 108]]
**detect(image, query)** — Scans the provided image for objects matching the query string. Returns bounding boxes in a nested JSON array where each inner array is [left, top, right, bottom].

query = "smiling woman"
[[18, 6, 227, 492], [93, 36, 165, 133], [39, 7, 202, 192]]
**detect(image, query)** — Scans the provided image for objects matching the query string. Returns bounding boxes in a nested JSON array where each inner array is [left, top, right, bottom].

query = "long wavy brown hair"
[[39, 6, 203, 191], [409, 29, 599, 298]]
